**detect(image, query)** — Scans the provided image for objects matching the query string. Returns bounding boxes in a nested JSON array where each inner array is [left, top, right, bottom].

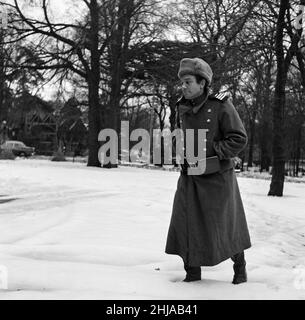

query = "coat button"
[[204, 139, 207, 142], [207, 119, 211, 123], [208, 109, 212, 112]]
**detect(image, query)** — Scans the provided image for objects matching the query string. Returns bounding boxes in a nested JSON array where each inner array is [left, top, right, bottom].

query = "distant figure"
[[73, 143, 82, 162], [0, 121, 8, 144]]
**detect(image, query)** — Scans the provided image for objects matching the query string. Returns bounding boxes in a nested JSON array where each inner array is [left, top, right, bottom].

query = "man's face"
[[180, 75, 206, 100]]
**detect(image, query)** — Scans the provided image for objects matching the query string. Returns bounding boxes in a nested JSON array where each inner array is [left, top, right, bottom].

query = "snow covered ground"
[[0, 158, 305, 300]]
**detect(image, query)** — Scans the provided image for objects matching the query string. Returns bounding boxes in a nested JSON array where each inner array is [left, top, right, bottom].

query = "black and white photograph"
[[0, 0, 305, 304]]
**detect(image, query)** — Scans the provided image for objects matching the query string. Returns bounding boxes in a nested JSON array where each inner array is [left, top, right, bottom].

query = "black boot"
[[231, 252, 247, 284], [183, 265, 201, 282]]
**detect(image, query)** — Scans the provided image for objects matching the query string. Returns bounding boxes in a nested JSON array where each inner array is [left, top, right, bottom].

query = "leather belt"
[[180, 156, 223, 175]]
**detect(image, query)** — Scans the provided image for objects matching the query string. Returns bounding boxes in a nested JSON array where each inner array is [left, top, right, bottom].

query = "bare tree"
[[170, 0, 262, 90], [268, 0, 304, 196], [8, 0, 114, 166], [8, 0, 166, 167]]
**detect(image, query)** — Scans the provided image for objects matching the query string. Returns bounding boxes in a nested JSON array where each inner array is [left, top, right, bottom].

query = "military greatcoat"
[[165, 92, 251, 266]]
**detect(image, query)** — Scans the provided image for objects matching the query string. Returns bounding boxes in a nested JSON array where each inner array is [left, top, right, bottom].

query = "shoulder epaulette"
[[175, 97, 183, 128], [210, 92, 230, 102], [176, 96, 184, 105]]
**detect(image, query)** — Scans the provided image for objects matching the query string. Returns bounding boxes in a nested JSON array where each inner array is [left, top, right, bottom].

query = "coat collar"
[[178, 89, 209, 116]]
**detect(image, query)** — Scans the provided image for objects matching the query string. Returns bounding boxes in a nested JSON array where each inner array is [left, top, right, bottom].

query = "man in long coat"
[[165, 58, 251, 284]]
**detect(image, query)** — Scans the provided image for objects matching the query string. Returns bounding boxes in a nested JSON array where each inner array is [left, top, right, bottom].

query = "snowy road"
[[0, 159, 305, 299]]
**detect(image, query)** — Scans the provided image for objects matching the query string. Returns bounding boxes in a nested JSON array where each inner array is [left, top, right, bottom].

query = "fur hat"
[[178, 58, 213, 85]]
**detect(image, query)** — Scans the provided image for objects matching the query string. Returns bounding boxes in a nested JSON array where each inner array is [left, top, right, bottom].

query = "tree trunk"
[[169, 91, 178, 132], [295, 125, 302, 176], [87, 80, 101, 167], [247, 119, 255, 168], [104, 0, 132, 169], [260, 62, 273, 173], [0, 30, 5, 122], [87, 0, 101, 167], [268, 0, 289, 196], [260, 120, 272, 172]]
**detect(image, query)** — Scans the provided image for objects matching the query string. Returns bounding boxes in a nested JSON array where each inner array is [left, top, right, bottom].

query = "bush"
[[0, 149, 16, 160], [51, 150, 66, 162]]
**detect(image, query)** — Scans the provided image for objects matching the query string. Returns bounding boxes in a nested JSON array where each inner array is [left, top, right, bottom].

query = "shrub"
[[51, 150, 66, 162], [0, 149, 16, 160]]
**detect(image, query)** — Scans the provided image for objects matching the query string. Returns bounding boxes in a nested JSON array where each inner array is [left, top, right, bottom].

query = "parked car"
[[0, 140, 35, 157]]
